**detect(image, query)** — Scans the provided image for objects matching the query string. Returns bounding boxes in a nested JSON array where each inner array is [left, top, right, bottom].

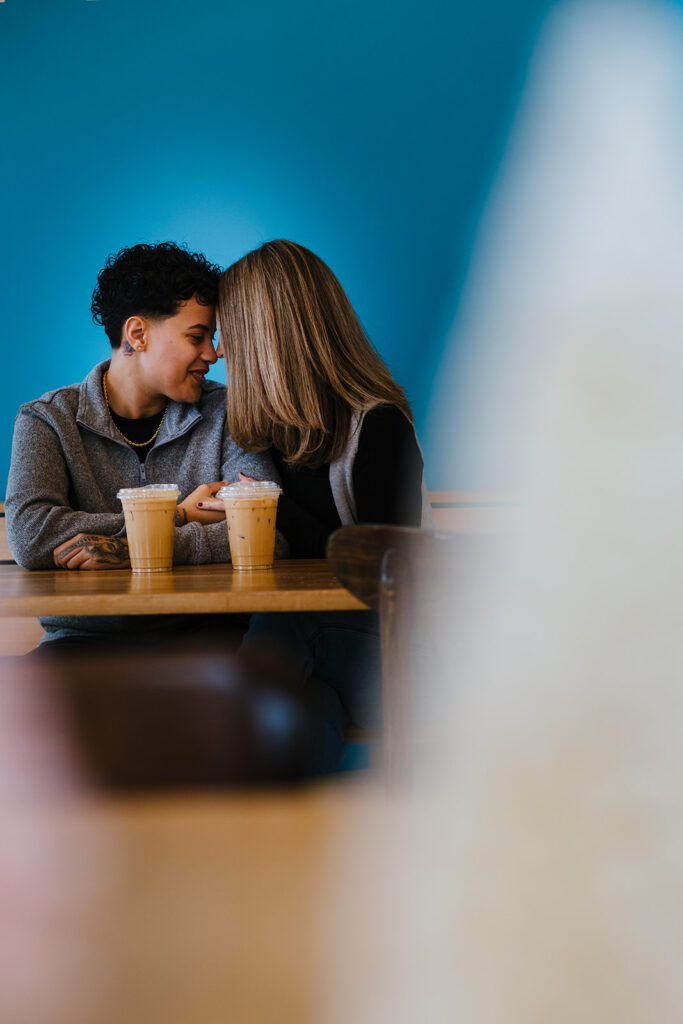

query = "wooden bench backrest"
[[0, 492, 508, 567], [429, 492, 509, 533]]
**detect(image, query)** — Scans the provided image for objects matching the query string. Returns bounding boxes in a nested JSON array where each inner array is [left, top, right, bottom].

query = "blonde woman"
[[204, 240, 430, 768]]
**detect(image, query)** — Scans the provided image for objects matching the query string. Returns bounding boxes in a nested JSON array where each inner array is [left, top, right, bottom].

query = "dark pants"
[[240, 610, 381, 772], [26, 614, 251, 658]]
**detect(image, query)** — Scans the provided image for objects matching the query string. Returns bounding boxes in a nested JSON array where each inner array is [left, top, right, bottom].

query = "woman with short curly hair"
[[5, 241, 277, 648]]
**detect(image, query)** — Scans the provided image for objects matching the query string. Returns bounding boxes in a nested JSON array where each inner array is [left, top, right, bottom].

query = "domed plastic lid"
[[117, 484, 180, 501], [217, 480, 282, 501]]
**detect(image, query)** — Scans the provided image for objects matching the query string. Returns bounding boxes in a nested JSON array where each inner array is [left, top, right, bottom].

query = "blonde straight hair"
[[218, 240, 412, 468]]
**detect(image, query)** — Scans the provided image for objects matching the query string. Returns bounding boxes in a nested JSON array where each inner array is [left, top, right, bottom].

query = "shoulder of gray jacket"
[[16, 380, 81, 423]]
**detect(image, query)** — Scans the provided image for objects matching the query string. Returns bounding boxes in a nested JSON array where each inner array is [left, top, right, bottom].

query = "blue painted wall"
[[0, 0, 550, 490]]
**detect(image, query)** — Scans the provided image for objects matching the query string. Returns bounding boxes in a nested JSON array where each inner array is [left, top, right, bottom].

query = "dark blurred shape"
[[21, 639, 316, 790], [328, 525, 444, 612], [327, 525, 463, 785]]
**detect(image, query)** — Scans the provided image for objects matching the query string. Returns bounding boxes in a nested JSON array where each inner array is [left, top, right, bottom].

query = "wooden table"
[[0, 560, 368, 655], [0, 559, 368, 618]]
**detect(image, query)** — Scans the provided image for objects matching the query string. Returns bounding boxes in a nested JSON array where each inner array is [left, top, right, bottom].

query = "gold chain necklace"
[[102, 371, 168, 448]]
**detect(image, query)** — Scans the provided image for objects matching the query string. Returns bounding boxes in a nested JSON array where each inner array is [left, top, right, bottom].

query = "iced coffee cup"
[[217, 481, 282, 571], [117, 484, 181, 573]]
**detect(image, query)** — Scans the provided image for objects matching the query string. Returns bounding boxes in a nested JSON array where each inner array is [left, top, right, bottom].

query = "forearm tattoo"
[[58, 535, 130, 565], [175, 507, 188, 527]]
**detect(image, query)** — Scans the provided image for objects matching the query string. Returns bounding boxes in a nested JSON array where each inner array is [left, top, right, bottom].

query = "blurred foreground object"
[[0, 642, 387, 1023], [0, 641, 325, 1024], [423, 0, 683, 1020], [318, 2, 683, 1022], [0, 655, 111, 1023], [25, 640, 317, 789]]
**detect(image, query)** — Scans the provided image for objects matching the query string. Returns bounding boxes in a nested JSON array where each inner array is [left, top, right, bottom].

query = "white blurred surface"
[[326, 2, 683, 1021], [429, 1, 683, 1019]]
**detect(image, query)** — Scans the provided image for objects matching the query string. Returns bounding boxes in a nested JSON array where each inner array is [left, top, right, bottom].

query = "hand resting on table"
[[53, 534, 131, 570]]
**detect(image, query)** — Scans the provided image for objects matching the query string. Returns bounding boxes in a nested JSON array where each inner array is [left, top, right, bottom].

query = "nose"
[[202, 338, 218, 365]]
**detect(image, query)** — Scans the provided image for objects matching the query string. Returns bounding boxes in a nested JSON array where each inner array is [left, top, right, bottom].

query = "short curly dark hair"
[[91, 242, 222, 347]]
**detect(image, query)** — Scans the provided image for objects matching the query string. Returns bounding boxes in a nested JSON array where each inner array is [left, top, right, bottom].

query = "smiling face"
[[138, 296, 218, 404]]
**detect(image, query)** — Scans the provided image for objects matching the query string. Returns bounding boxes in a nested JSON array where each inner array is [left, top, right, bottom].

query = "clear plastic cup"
[[217, 481, 282, 570], [117, 484, 181, 573]]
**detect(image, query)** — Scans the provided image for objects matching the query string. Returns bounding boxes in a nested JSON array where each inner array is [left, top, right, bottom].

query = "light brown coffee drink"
[[117, 485, 180, 573], [217, 481, 282, 570]]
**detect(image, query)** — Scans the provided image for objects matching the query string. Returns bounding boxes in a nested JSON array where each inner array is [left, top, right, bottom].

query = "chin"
[[169, 383, 202, 404]]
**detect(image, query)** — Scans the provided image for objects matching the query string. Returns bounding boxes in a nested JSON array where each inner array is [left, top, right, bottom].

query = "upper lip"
[[189, 369, 207, 378]]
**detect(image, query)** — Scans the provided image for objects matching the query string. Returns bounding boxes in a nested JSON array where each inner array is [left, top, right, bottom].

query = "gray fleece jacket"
[[5, 360, 280, 639]]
